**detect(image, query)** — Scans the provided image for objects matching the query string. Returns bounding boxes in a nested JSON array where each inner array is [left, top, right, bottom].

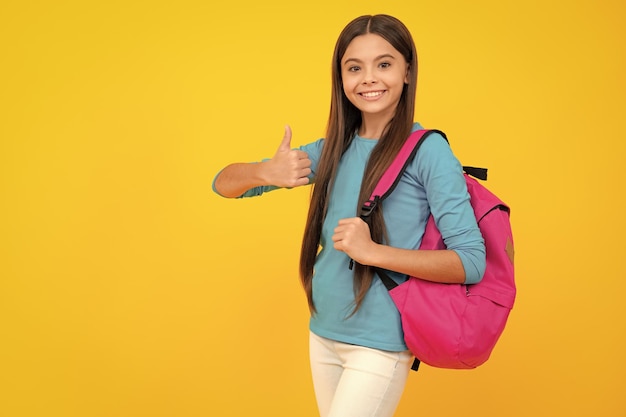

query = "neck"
[[358, 112, 394, 140]]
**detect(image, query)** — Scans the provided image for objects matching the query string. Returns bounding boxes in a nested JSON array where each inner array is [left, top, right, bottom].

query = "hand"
[[264, 125, 312, 188], [332, 217, 378, 265]]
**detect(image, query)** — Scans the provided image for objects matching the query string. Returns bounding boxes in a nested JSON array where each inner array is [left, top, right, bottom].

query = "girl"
[[213, 14, 485, 417]]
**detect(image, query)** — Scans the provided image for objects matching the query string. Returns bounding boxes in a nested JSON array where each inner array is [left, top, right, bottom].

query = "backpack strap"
[[349, 129, 447, 272], [358, 130, 492, 297], [463, 166, 488, 181], [359, 129, 447, 218], [359, 128, 489, 237], [357, 129, 445, 290]]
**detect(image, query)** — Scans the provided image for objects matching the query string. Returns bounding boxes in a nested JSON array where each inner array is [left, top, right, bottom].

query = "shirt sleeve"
[[414, 132, 486, 284]]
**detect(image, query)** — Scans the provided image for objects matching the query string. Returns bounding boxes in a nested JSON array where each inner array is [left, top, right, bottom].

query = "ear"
[[404, 64, 410, 84]]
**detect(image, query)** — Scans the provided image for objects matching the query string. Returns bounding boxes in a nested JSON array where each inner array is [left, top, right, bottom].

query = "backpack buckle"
[[360, 196, 380, 219]]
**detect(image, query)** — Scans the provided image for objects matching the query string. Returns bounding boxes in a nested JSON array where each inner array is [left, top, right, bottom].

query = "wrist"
[[256, 160, 274, 186], [364, 242, 385, 267]]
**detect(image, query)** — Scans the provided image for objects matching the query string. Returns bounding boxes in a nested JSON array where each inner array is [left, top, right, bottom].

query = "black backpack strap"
[[376, 269, 399, 291], [463, 166, 488, 180]]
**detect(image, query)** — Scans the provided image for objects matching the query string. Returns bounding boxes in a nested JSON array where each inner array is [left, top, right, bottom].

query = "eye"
[[347, 66, 361, 72], [379, 62, 391, 69]]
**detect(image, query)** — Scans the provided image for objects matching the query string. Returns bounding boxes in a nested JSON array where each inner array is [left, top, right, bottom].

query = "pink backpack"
[[360, 129, 516, 371]]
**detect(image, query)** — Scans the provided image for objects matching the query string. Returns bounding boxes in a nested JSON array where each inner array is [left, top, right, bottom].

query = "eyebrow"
[[342, 54, 397, 66]]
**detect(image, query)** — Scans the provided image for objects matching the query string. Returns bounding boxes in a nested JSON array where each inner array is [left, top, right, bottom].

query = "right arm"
[[213, 125, 312, 198]]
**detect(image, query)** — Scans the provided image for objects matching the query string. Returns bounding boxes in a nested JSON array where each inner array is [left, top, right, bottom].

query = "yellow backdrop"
[[1, 0, 624, 416]]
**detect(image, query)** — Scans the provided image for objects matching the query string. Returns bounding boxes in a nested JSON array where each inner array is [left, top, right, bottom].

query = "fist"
[[332, 217, 376, 265]]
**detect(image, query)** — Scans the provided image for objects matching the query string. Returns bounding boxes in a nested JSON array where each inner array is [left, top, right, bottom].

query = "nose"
[[362, 69, 377, 84]]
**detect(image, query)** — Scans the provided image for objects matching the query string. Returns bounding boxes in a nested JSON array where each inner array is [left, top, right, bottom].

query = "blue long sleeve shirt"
[[213, 123, 486, 351]]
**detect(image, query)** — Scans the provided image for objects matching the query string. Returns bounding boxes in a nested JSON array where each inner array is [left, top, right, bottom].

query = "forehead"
[[342, 33, 404, 63]]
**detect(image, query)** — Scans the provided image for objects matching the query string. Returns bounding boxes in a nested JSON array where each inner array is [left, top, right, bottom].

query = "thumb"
[[277, 125, 292, 152]]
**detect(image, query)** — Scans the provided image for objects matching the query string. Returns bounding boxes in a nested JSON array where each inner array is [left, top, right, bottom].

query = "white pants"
[[309, 331, 413, 417]]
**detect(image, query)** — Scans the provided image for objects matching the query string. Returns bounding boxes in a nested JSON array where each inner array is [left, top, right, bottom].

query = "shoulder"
[[411, 129, 463, 182], [414, 130, 456, 163], [408, 124, 451, 157]]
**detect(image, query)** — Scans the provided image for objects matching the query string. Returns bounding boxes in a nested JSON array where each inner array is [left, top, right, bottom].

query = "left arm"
[[333, 133, 485, 284], [332, 218, 465, 284]]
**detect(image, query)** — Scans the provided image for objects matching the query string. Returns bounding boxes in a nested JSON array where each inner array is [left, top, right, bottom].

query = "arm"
[[332, 218, 466, 284], [213, 125, 312, 198], [332, 133, 485, 284]]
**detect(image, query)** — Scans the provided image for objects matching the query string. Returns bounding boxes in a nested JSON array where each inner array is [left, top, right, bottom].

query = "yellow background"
[[1, 0, 624, 416]]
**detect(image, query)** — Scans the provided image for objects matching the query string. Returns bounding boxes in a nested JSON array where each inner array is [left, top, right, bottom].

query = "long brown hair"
[[299, 14, 418, 314]]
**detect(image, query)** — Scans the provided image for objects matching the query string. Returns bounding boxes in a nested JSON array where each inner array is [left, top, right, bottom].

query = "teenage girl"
[[213, 14, 486, 417]]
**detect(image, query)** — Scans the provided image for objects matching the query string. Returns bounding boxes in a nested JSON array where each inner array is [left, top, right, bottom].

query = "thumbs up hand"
[[264, 125, 312, 188]]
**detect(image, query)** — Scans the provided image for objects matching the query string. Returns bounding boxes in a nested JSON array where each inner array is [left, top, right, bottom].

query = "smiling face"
[[341, 33, 409, 129]]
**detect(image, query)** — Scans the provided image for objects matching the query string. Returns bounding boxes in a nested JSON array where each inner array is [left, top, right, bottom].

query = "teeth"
[[362, 91, 384, 98]]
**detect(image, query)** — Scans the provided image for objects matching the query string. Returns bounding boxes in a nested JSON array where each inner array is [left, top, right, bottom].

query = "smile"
[[359, 90, 385, 99]]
